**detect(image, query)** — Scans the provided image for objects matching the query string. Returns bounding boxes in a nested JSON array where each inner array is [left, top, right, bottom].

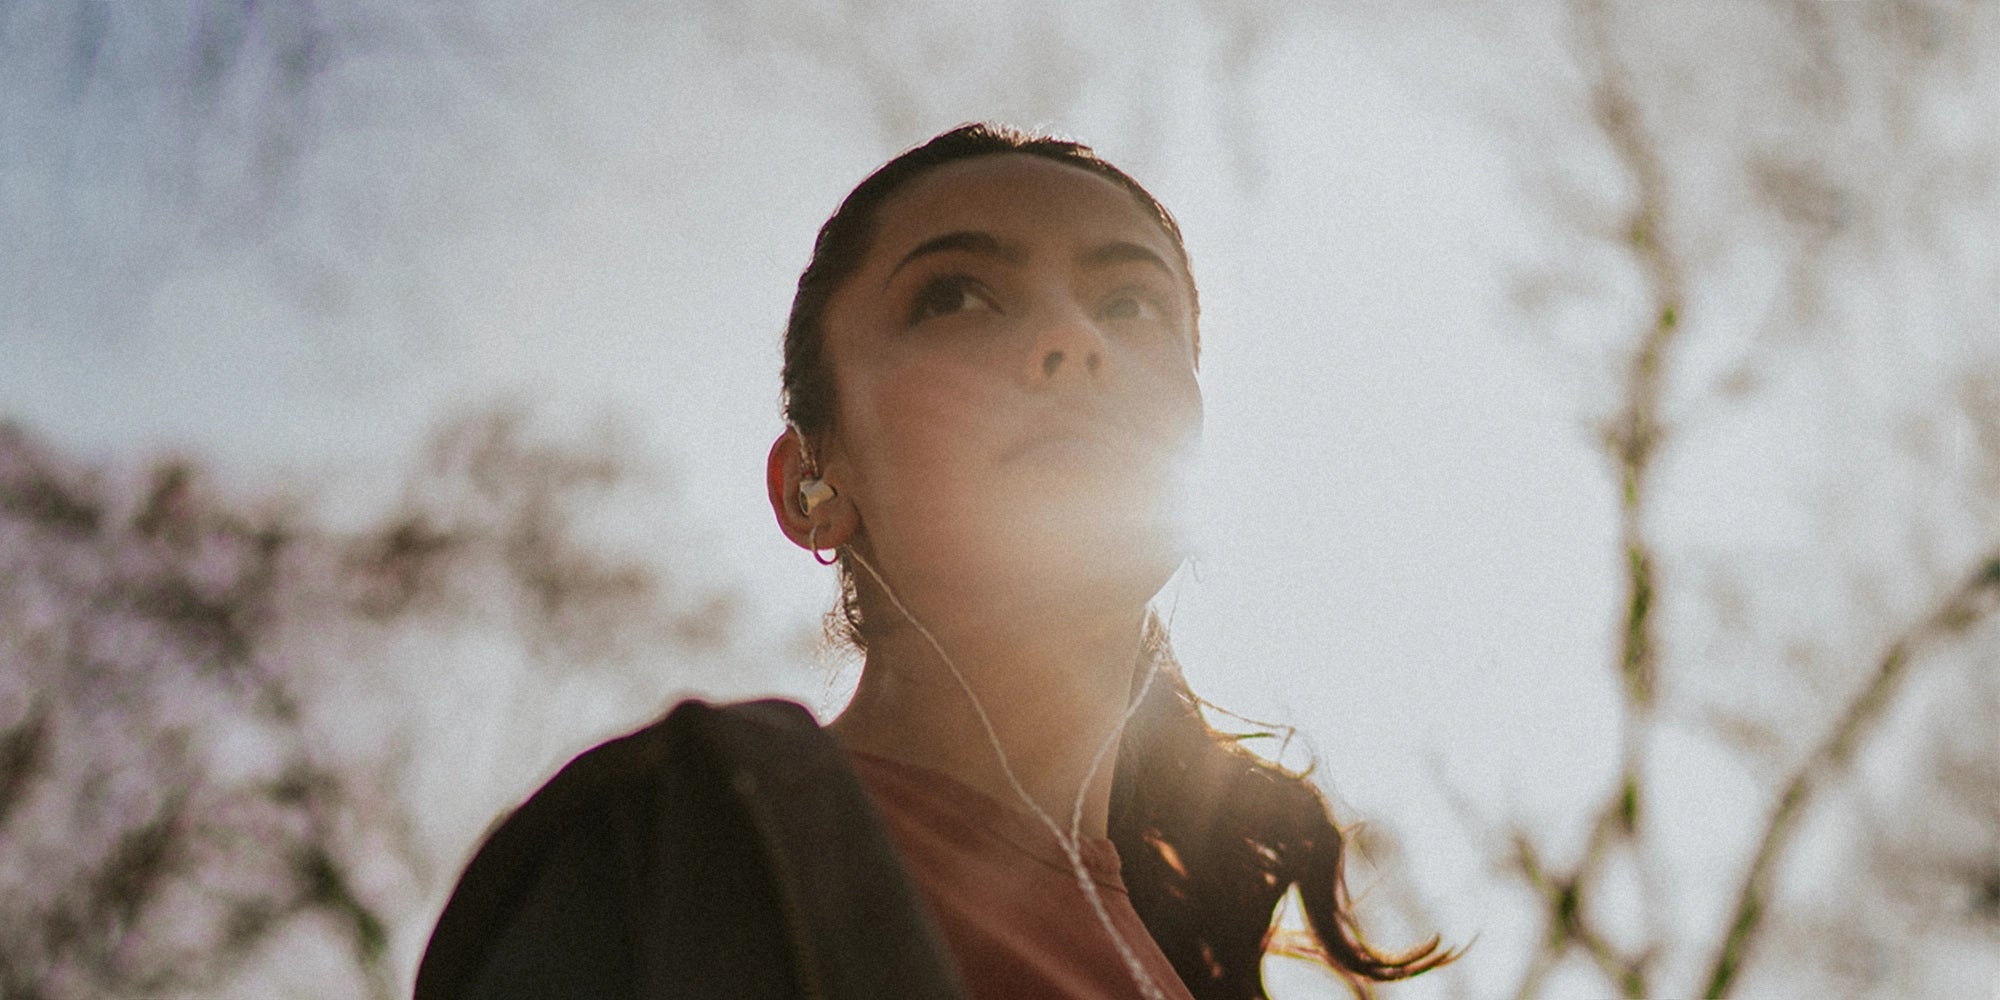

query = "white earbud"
[[798, 477, 836, 517]]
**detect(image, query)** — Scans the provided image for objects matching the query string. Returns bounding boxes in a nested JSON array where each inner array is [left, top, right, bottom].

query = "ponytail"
[[1110, 615, 1457, 998]]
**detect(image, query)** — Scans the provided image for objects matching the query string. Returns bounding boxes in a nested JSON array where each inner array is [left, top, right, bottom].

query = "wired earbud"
[[794, 431, 840, 564], [791, 423, 838, 519], [798, 477, 836, 517], [801, 476, 840, 566]]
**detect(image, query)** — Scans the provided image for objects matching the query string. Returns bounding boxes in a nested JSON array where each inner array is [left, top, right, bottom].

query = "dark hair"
[[780, 123, 1454, 998]]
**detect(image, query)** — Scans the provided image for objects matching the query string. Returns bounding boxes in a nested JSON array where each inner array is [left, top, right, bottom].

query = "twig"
[[1508, 832, 1651, 1000], [1507, 4, 1687, 996], [1699, 555, 2000, 997]]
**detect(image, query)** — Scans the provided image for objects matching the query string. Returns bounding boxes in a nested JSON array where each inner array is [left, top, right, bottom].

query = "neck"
[[830, 599, 1152, 841]]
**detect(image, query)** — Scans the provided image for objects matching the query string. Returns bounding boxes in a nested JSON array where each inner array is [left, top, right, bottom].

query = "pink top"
[[847, 751, 1195, 1000]]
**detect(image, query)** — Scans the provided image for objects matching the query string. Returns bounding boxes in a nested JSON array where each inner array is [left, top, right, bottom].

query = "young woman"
[[416, 124, 1452, 1000]]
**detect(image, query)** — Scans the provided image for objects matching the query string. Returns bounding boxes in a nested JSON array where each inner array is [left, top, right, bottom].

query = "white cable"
[[843, 546, 1169, 1000]]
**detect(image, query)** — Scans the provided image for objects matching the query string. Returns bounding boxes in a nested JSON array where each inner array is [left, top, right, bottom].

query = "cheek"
[[838, 358, 1005, 491], [1170, 369, 1204, 435], [1132, 354, 1204, 446]]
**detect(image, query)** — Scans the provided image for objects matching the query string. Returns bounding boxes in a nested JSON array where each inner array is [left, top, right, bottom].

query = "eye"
[[908, 275, 996, 325], [1097, 287, 1169, 325]]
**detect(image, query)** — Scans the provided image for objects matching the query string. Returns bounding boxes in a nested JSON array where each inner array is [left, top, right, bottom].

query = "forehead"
[[866, 153, 1179, 270]]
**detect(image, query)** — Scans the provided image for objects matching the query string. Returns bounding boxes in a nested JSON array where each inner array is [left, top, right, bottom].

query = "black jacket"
[[415, 699, 968, 1000]]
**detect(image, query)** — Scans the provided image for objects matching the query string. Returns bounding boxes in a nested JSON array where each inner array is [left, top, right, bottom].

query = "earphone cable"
[[843, 546, 1169, 1000]]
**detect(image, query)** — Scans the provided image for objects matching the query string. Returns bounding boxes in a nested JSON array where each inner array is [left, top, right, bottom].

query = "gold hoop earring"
[[807, 523, 839, 566]]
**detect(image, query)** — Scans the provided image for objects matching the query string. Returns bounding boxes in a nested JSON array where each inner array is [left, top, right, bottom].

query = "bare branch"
[[1503, 4, 1692, 996], [1700, 554, 2000, 997]]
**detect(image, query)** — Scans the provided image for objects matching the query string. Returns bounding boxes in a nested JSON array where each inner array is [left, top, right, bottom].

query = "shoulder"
[[455, 698, 824, 865], [537, 698, 826, 802], [418, 697, 964, 1000], [414, 698, 832, 1000], [571, 697, 824, 776]]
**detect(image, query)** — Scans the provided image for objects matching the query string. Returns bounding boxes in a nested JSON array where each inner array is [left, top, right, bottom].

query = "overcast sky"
[[11, 3, 1992, 995], [0, 6, 1675, 994]]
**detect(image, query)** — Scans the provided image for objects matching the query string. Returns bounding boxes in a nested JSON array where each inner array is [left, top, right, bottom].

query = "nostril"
[[1043, 351, 1064, 377]]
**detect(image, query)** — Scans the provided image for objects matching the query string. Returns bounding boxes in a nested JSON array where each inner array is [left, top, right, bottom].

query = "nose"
[[1027, 302, 1108, 385], [1040, 348, 1102, 379]]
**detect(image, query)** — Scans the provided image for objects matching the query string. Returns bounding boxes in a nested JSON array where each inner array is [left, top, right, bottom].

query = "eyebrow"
[[885, 231, 1023, 288], [883, 232, 1179, 289], [1077, 239, 1175, 277]]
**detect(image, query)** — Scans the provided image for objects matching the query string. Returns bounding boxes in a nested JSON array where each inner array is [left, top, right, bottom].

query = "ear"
[[766, 429, 857, 555]]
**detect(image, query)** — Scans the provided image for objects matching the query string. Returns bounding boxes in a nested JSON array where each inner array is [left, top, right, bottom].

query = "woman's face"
[[817, 153, 1203, 609]]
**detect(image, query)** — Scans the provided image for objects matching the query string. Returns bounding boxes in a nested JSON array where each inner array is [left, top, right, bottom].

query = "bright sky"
[[1, 7, 1608, 995], [17, 4, 1955, 996]]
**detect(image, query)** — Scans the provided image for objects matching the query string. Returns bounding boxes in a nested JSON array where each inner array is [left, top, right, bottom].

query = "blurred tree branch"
[[1702, 556, 2000, 997], [1499, 1, 2000, 996], [1507, 4, 1685, 996], [0, 404, 741, 999]]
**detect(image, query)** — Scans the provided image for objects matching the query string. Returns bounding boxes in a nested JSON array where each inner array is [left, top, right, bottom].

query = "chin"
[[987, 485, 1186, 607]]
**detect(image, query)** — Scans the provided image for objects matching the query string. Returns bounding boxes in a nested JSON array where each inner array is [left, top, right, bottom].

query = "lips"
[[1003, 407, 1150, 465]]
